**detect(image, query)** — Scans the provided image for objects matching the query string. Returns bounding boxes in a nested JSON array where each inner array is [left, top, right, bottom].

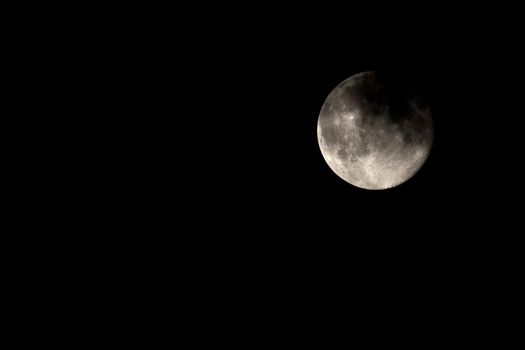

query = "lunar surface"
[[317, 71, 433, 189]]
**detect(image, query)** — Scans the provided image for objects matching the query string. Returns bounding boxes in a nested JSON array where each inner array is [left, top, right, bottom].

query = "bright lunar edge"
[[317, 71, 433, 190]]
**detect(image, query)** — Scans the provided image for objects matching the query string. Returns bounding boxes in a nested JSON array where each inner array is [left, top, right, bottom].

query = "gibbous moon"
[[317, 71, 433, 190]]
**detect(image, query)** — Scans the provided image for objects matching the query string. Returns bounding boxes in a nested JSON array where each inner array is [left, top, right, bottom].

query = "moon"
[[317, 71, 433, 190]]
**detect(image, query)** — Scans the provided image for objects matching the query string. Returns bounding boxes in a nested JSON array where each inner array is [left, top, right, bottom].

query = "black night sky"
[[30, 4, 523, 341], [52, 6, 523, 335], [149, 9, 525, 272], [136, 15, 520, 307]]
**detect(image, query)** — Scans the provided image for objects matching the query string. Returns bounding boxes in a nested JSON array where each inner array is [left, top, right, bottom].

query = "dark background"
[[165, 16, 521, 233], [113, 8, 524, 317], [123, 9, 525, 275], [143, 10, 525, 334], [22, 5, 523, 336]]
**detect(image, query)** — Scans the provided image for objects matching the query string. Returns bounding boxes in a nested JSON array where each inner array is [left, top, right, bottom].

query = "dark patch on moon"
[[337, 147, 349, 160], [402, 132, 413, 144], [355, 129, 371, 156], [319, 121, 339, 146]]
